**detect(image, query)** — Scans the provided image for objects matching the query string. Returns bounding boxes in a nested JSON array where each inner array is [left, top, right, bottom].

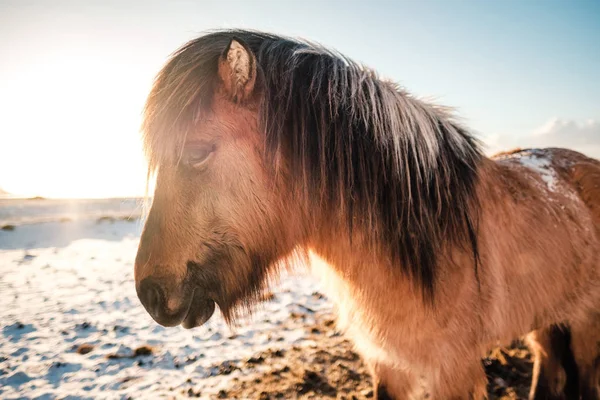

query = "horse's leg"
[[466, 375, 489, 400], [370, 362, 416, 399], [437, 360, 488, 400], [570, 316, 600, 399], [526, 325, 579, 400], [371, 357, 487, 399]]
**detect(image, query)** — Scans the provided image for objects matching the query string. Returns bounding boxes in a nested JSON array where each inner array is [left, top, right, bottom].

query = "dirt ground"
[[197, 310, 534, 400]]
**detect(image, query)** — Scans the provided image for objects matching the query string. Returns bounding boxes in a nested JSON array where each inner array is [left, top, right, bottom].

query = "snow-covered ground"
[[0, 199, 329, 399]]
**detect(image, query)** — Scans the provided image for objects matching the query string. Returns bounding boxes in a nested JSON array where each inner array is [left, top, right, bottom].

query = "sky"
[[0, 0, 599, 198]]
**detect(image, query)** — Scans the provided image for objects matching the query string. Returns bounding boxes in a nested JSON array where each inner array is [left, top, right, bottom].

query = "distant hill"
[[0, 187, 10, 197]]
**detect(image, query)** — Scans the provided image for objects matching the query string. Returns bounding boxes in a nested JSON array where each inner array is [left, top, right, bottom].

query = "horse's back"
[[492, 146, 600, 252], [483, 147, 600, 335], [493, 147, 600, 213]]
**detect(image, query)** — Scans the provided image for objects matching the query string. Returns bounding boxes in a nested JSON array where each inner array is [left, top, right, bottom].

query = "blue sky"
[[0, 0, 599, 197]]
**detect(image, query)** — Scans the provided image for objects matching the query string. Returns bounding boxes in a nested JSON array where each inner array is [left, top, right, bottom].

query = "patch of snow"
[[496, 149, 558, 192], [517, 151, 557, 191]]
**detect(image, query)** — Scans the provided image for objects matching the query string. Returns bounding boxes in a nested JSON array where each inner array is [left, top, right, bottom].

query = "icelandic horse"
[[134, 30, 600, 399]]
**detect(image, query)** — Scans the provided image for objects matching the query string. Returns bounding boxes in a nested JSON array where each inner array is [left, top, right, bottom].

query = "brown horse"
[[134, 30, 600, 399]]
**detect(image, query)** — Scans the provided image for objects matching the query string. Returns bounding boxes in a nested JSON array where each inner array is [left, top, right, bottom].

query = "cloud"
[[483, 118, 600, 159]]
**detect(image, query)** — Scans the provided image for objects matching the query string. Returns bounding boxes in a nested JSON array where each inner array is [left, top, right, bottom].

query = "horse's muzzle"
[[136, 277, 215, 329]]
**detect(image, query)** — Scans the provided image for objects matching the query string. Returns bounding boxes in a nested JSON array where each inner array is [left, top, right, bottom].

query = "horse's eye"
[[184, 145, 215, 168]]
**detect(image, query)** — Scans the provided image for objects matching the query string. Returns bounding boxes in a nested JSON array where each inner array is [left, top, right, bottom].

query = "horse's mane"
[[142, 29, 483, 300]]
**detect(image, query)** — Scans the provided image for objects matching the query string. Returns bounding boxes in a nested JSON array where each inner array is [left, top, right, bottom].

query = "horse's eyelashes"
[[185, 145, 216, 168]]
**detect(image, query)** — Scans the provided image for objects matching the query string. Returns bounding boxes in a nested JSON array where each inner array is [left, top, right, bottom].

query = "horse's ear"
[[218, 38, 257, 103]]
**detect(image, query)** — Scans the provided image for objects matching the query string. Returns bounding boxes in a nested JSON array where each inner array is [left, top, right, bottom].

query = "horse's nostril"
[[136, 277, 194, 327], [137, 278, 164, 319]]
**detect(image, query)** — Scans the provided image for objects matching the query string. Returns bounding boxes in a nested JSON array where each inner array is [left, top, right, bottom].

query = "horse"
[[134, 30, 600, 399]]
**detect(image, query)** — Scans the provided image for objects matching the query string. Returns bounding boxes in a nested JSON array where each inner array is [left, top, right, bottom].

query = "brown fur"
[[135, 31, 600, 399], [309, 149, 600, 399]]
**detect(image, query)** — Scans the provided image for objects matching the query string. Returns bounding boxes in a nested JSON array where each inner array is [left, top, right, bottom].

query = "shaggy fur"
[[136, 30, 600, 399], [142, 29, 482, 299]]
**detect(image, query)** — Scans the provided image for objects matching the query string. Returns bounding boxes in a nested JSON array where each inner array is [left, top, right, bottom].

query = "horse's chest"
[[309, 253, 421, 368]]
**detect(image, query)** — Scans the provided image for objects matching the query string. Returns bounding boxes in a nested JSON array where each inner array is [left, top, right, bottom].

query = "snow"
[[0, 200, 330, 399], [516, 151, 557, 191], [495, 149, 558, 192]]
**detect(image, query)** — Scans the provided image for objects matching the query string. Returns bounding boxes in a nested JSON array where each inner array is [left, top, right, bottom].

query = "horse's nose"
[[136, 276, 189, 327], [136, 277, 162, 319]]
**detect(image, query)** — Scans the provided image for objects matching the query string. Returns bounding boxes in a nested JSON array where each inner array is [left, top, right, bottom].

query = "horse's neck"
[[307, 219, 424, 317], [304, 159, 498, 331]]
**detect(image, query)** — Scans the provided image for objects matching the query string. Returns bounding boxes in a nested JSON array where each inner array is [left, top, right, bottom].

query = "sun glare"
[[0, 40, 152, 199]]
